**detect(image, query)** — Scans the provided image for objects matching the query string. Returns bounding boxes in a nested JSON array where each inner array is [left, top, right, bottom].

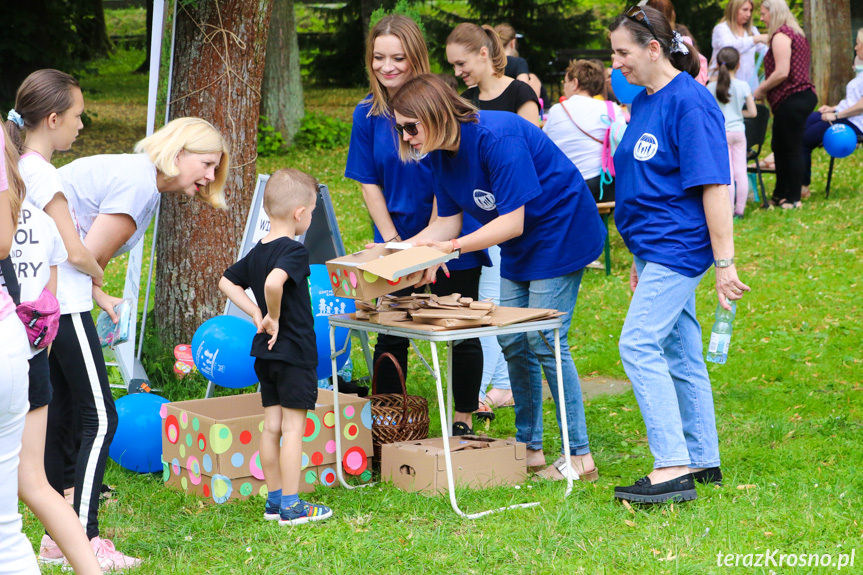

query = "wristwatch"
[[714, 258, 735, 268], [450, 238, 461, 258]]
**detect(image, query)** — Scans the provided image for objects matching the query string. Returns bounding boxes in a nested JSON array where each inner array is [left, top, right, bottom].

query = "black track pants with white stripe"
[[44, 312, 118, 540]]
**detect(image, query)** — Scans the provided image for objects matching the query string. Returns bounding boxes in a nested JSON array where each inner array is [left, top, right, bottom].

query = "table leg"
[[555, 328, 573, 498], [331, 325, 375, 490], [446, 340, 454, 432], [431, 342, 541, 519]]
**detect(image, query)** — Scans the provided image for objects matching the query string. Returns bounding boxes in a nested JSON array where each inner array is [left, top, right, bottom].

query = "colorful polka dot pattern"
[[163, 403, 373, 503]]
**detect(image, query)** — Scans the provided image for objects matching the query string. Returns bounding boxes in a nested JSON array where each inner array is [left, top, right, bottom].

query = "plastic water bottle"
[[706, 301, 737, 364]]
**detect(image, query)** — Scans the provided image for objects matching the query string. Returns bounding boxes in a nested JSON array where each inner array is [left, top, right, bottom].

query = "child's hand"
[[260, 314, 279, 350], [252, 309, 264, 332]]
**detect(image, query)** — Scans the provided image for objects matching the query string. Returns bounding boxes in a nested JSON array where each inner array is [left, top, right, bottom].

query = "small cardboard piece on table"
[[162, 389, 372, 503], [325, 245, 456, 300], [381, 435, 527, 494]]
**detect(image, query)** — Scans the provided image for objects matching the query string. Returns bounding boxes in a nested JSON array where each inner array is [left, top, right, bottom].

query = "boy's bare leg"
[[279, 408, 307, 497], [260, 405, 284, 493]]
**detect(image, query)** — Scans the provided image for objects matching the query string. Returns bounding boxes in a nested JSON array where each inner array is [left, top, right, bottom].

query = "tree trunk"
[[261, 0, 304, 146], [804, 0, 853, 104], [155, 0, 273, 343], [74, 0, 112, 58]]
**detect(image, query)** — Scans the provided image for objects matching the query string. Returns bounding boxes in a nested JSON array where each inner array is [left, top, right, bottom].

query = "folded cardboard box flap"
[[357, 246, 455, 281]]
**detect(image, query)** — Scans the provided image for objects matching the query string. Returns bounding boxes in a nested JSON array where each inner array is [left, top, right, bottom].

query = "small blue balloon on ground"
[[610, 69, 645, 105], [191, 315, 258, 389], [310, 264, 354, 379], [823, 124, 858, 158], [110, 393, 169, 473]]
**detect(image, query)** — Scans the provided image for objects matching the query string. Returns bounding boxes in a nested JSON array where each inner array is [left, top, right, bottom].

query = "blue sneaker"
[[279, 500, 333, 526], [264, 500, 280, 521]]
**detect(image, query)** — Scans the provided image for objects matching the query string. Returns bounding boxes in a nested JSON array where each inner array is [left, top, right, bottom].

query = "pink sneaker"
[[90, 537, 142, 572], [38, 534, 69, 567]]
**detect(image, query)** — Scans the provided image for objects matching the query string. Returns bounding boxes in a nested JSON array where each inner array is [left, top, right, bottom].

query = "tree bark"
[[261, 0, 304, 146], [804, 0, 853, 104], [73, 0, 113, 58], [156, 0, 273, 343]]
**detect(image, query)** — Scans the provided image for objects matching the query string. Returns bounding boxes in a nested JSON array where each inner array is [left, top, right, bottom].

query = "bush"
[[294, 112, 351, 150], [257, 116, 287, 157]]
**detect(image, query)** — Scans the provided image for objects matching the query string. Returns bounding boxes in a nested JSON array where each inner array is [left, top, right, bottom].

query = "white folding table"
[[328, 314, 575, 519]]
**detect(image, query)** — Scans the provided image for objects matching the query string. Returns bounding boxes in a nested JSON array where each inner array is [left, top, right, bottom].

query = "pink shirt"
[[0, 127, 16, 319]]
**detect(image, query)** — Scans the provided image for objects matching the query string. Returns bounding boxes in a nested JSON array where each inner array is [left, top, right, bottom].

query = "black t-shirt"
[[223, 237, 316, 366], [461, 79, 540, 115], [504, 56, 529, 79]]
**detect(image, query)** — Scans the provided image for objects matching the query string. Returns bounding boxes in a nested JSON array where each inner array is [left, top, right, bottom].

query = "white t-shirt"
[[59, 154, 161, 257], [0, 201, 68, 358], [19, 153, 94, 314], [707, 77, 751, 133], [836, 69, 863, 134], [543, 95, 625, 180]]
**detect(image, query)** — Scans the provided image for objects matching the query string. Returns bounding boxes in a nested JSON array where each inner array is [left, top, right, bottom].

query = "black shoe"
[[614, 474, 698, 504], [691, 467, 723, 486], [452, 421, 473, 436]]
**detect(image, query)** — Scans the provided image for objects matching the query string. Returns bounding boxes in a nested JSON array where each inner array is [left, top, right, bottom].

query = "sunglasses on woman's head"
[[625, 6, 660, 42], [395, 120, 422, 137]]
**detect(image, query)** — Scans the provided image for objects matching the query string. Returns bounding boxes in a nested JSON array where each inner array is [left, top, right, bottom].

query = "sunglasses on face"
[[625, 6, 660, 42], [395, 120, 422, 137]]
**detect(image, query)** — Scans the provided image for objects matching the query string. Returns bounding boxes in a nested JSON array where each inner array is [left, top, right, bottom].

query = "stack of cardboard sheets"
[[351, 293, 563, 331]]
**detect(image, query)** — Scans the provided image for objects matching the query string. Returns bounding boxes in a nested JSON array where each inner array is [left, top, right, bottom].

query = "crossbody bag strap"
[[0, 257, 21, 305], [560, 101, 604, 144]]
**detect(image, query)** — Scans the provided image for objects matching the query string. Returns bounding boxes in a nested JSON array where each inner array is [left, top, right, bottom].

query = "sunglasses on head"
[[395, 120, 422, 137], [625, 6, 660, 42]]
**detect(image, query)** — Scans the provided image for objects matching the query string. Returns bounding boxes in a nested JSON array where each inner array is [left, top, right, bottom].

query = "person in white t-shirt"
[[708, 46, 757, 218], [7, 68, 230, 572], [5, 69, 104, 575], [543, 59, 626, 203], [0, 117, 40, 575]]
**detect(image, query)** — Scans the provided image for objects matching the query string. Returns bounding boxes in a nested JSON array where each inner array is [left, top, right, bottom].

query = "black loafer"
[[614, 474, 698, 504], [452, 421, 474, 436], [691, 467, 723, 486]]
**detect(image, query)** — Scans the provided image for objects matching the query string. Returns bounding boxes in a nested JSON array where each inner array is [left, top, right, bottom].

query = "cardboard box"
[[380, 436, 527, 494], [325, 244, 456, 300], [161, 390, 373, 504]]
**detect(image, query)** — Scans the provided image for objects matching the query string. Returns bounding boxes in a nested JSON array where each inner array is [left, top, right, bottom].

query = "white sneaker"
[[90, 537, 143, 572], [38, 534, 69, 567]]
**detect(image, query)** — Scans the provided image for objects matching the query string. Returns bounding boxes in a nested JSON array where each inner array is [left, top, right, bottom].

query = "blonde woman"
[[446, 23, 540, 125], [344, 15, 488, 435], [753, 0, 816, 209], [12, 107, 228, 569], [709, 0, 768, 89]]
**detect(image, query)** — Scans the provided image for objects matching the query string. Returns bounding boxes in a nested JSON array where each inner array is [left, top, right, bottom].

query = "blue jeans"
[[498, 270, 589, 455], [478, 246, 511, 398], [619, 257, 720, 469]]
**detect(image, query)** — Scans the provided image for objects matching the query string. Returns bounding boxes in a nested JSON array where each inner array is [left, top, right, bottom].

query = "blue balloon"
[[191, 315, 258, 389], [610, 68, 645, 105], [109, 393, 169, 473], [823, 124, 858, 159], [309, 264, 354, 379]]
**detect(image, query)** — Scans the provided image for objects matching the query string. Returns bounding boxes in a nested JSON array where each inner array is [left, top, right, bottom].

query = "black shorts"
[[254, 358, 317, 410], [28, 350, 52, 410]]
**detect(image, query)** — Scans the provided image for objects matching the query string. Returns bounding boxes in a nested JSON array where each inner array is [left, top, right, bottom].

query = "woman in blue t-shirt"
[[609, 6, 750, 504], [390, 74, 607, 482], [344, 15, 488, 435]]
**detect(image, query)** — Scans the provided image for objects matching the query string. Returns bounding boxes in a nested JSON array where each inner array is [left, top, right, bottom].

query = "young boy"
[[219, 168, 332, 526]]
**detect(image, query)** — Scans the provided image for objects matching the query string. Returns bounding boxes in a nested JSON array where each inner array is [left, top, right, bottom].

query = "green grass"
[[24, 46, 863, 574]]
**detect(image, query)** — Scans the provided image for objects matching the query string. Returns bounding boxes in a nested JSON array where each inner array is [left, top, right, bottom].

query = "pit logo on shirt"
[[473, 189, 496, 211], [633, 133, 659, 162]]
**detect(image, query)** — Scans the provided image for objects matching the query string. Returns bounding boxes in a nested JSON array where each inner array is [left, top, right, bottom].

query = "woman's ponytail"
[[481, 25, 507, 75]]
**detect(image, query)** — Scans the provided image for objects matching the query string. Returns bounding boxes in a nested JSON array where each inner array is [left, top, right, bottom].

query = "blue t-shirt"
[[615, 73, 730, 277], [344, 97, 488, 270], [430, 111, 606, 282]]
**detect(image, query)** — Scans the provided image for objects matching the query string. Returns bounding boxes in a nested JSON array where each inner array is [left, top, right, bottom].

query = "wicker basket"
[[370, 353, 430, 461]]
